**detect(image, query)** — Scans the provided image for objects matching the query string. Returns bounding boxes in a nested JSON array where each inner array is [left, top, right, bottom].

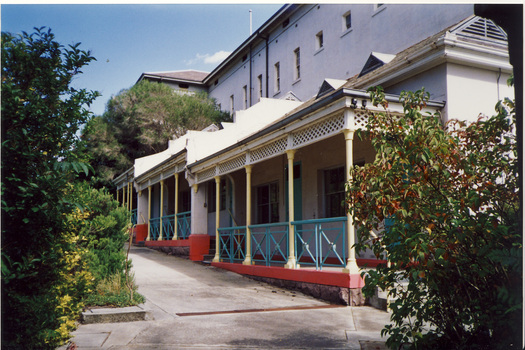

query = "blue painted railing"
[[218, 226, 246, 263], [216, 217, 348, 270], [131, 209, 138, 225], [292, 217, 347, 270], [149, 217, 161, 241], [161, 214, 176, 240], [249, 222, 289, 266], [176, 211, 191, 239]]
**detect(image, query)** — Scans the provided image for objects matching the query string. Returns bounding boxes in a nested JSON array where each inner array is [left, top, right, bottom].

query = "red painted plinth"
[[134, 224, 148, 242], [211, 262, 364, 289], [145, 239, 191, 247], [188, 234, 210, 261]]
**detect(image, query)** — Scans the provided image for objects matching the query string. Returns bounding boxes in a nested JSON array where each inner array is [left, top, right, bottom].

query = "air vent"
[[454, 16, 507, 42]]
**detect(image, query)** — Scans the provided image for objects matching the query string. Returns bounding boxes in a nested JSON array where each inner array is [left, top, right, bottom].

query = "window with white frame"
[[243, 85, 248, 109], [324, 166, 345, 218], [258, 74, 263, 100], [294, 47, 301, 80], [256, 182, 279, 224], [315, 31, 324, 50], [274, 62, 280, 93], [343, 11, 352, 31]]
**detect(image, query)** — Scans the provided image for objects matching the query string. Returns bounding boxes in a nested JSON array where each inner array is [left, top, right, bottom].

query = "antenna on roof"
[[249, 9, 253, 35]]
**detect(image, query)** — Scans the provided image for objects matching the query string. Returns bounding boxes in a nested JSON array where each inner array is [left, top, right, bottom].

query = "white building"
[[116, 4, 513, 305]]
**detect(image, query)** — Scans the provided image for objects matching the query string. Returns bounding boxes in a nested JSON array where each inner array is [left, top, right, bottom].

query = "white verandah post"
[[243, 165, 253, 265], [173, 172, 179, 240], [284, 149, 298, 269], [343, 129, 360, 274]]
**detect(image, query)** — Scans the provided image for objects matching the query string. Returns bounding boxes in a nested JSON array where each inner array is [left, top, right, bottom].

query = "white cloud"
[[186, 50, 232, 66]]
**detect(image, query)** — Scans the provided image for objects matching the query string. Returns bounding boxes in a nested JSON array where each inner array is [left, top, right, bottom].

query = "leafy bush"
[[348, 86, 521, 349], [83, 272, 145, 308], [1, 27, 99, 349], [65, 182, 130, 283], [1, 27, 140, 350]]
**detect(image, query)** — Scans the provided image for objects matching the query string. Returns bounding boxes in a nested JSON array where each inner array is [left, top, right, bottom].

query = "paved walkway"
[[65, 246, 391, 349]]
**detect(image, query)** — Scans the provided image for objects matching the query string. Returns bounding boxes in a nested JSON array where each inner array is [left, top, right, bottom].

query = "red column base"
[[189, 234, 210, 261], [134, 224, 148, 243]]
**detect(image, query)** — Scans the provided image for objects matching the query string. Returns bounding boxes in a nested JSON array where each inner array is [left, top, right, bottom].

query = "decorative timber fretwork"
[[193, 110, 374, 184], [250, 137, 287, 162], [196, 166, 217, 183], [354, 111, 371, 130], [292, 113, 345, 148], [218, 154, 247, 174]]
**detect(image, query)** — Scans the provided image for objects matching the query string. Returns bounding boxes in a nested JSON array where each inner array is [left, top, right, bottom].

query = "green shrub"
[[65, 182, 130, 283], [83, 272, 145, 308], [1, 27, 98, 349], [349, 87, 521, 349]]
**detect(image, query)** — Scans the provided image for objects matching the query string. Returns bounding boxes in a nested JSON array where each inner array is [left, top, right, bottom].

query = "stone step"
[[81, 304, 152, 324]]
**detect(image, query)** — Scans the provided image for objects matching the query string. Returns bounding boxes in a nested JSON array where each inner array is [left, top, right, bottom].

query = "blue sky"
[[1, 3, 283, 116]]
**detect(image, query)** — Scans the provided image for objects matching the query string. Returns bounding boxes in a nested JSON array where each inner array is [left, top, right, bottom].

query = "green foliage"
[[82, 80, 231, 187], [83, 272, 145, 308], [64, 182, 130, 282], [348, 86, 521, 349], [1, 27, 99, 349]]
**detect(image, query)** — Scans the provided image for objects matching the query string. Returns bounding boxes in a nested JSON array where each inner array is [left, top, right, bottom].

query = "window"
[[258, 74, 263, 100], [178, 83, 189, 89], [324, 167, 345, 218], [373, 4, 386, 15], [256, 182, 279, 224], [294, 48, 301, 80], [274, 62, 280, 93], [243, 85, 248, 109], [315, 31, 324, 50], [208, 179, 227, 213], [343, 11, 352, 31], [230, 95, 234, 115]]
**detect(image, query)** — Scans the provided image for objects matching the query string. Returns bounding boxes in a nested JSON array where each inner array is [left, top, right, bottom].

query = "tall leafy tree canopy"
[[82, 80, 231, 187], [1, 28, 99, 348], [348, 86, 521, 349]]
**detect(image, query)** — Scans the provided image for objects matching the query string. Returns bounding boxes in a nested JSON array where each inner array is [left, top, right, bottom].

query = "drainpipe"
[[249, 44, 253, 107], [265, 37, 269, 98]]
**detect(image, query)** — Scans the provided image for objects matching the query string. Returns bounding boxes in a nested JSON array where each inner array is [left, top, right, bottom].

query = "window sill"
[[340, 27, 353, 39], [372, 6, 386, 17], [273, 90, 281, 97], [314, 47, 325, 56], [292, 78, 301, 86]]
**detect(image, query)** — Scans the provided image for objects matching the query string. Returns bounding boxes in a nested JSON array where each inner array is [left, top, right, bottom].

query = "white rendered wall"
[[445, 63, 514, 123]]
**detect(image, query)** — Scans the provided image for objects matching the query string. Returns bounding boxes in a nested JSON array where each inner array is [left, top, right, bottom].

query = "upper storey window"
[[274, 62, 281, 94], [243, 85, 248, 109], [315, 31, 324, 51], [343, 11, 351, 31], [257, 74, 263, 101], [294, 47, 301, 81]]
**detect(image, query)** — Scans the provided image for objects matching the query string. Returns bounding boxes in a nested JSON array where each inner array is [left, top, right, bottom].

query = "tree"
[[1, 27, 99, 349], [82, 80, 231, 187], [348, 87, 521, 349]]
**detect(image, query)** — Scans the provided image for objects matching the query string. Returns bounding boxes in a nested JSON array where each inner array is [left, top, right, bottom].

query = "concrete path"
[[64, 246, 391, 349]]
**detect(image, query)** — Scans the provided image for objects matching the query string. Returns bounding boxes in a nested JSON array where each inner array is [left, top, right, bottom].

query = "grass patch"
[[84, 272, 145, 308]]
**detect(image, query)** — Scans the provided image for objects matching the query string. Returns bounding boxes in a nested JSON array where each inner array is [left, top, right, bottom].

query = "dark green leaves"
[[348, 87, 521, 349]]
